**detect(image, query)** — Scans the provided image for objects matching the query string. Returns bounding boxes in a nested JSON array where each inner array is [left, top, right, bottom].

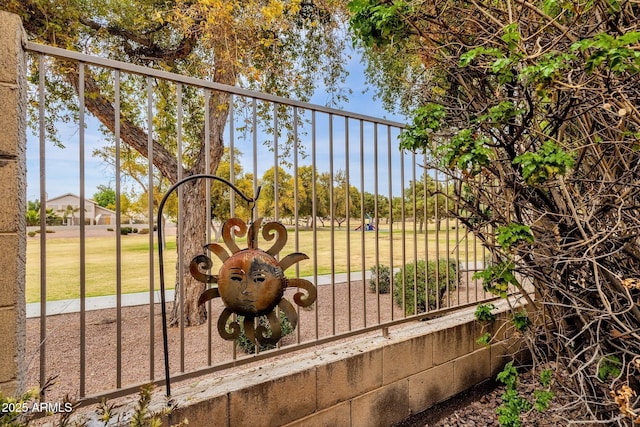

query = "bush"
[[107, 227, 114, 232], [27, 231, 36, 237], [236, 311, 294, 354], [369, 265, 392, 293], [138, 228, 150, 234], [393, 259, 458, 315]]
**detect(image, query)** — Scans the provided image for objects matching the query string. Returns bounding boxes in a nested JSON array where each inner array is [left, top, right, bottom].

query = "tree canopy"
[[350, 0, 640, 422], [3, 0, 352, 326]]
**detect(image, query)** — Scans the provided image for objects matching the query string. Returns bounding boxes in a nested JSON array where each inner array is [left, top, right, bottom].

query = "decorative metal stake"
[[156, 174, 317, 403]]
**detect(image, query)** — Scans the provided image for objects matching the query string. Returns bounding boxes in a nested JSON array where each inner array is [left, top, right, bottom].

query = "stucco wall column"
[[0, 11, 27, 396]]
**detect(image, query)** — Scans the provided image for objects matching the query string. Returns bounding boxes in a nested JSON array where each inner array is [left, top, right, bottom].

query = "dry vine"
[[350, 0, 640, 423]]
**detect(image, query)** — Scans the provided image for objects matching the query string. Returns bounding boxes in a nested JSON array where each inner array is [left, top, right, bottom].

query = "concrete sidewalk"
[[25, 272, 365, 318], [26, 261, 483, 318]]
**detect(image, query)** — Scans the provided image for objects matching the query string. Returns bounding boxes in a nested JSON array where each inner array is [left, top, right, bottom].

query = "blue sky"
[[25, 48, 408, 203]]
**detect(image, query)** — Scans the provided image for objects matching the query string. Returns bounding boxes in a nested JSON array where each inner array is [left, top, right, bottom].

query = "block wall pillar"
[[0, 11, 27, 396]]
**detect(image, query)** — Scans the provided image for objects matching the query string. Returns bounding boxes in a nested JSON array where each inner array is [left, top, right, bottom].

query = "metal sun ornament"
[[192, 218, 317, 346]]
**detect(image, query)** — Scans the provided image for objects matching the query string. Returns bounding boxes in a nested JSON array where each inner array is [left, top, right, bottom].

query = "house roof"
[[46, 193, 117, 215]]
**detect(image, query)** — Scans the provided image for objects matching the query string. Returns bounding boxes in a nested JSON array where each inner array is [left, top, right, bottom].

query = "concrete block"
[[0, 308, 18, 383], [283, 401, 350, 427], [0, 234, 19, 308], [408, 361, 455, 413], [317, 348, 382, 409], [0, 85, 20, 151], [351, 380, 410, 427], [432, 321, 474, 365], [229, 370, 316, 427], [383, 334, 433, 385], [0, 380, 18, 397], [0, 160, 21, 233], [0, 12, 24, 84], [453, 347, 491, 395], [166, 394, 228, 427]]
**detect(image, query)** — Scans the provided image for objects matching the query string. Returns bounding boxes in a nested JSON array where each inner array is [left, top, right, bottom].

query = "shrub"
[[107, 227, 114, 231], [393, 259, 458, 315], [368, 264, 391, 293], [138, 228, 150, 235], [27, 231, 36, 237], [236, 311, 294, 354]]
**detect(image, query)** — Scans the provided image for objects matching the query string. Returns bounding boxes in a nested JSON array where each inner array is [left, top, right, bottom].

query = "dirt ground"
[[26, 278, 486, 398], [27, 225, 511, 425]]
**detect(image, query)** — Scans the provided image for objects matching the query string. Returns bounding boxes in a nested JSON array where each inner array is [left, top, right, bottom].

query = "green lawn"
[[26, 224, 482, 303]]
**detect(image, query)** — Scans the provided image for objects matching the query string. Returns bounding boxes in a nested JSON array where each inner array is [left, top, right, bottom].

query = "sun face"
[[217, 250, 285, 316], [193, 218, 316, 346]]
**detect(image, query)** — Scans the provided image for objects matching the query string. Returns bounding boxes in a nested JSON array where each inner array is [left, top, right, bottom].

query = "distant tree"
[[25, 209, 39, 226], [58, 204, 81, 225], [258, 166, 303, 221], [332, 170, 360, 227], [406, 175, 448, 232], [93, 185, 116, 208], [362, 192, 389, 226]]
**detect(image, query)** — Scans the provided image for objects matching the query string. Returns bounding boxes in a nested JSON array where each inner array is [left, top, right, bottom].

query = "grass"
[[26, 223, 483, 303]]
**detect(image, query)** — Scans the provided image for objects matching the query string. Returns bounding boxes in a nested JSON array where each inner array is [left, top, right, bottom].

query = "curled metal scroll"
[[194, 218, 317, 347]]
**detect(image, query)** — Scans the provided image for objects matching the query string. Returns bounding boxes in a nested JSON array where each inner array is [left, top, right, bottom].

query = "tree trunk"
[[169, 182, 208, 326], [169, 90, 227, 326]]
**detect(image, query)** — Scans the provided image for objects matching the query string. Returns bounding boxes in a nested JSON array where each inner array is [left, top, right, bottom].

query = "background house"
[[46, 193, 117, 225]]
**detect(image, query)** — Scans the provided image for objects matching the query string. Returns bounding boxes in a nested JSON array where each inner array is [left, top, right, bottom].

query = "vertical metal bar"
[[204, 90, 213, 365], [387, 126, 394, 321], [329, 114, 335, 335], [293, 107, 301, 343], [473, 198, 478, 301], [434, 167, 440, 310], [206, 92, 214, 357], [176, 83, 185, 373], [373, 123, 380, 324], [400, 147, 406, 316], [114, 70, 123, 388], [38, 55, 47, 399], [252, 99, 258, 221], [455, 181, 461, 307], [147, 76, 155, 381], [359, 120, 366, 328], [311, 111, 319, 340], [344, 116, 351, 331], [273, 103, 279, 222], [423, 155, 429, 312], [466, 202, 471, 302], [412, 152, 417, 315], [293, 107, 300, 275], [78, 62, 86, 398], [229, 95, 235, 217], [445, 175, 451, 308]]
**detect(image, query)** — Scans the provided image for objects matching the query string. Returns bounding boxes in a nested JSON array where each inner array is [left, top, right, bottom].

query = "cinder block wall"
[[0, 11, 27, 396], [162, 302, 524, 427]]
